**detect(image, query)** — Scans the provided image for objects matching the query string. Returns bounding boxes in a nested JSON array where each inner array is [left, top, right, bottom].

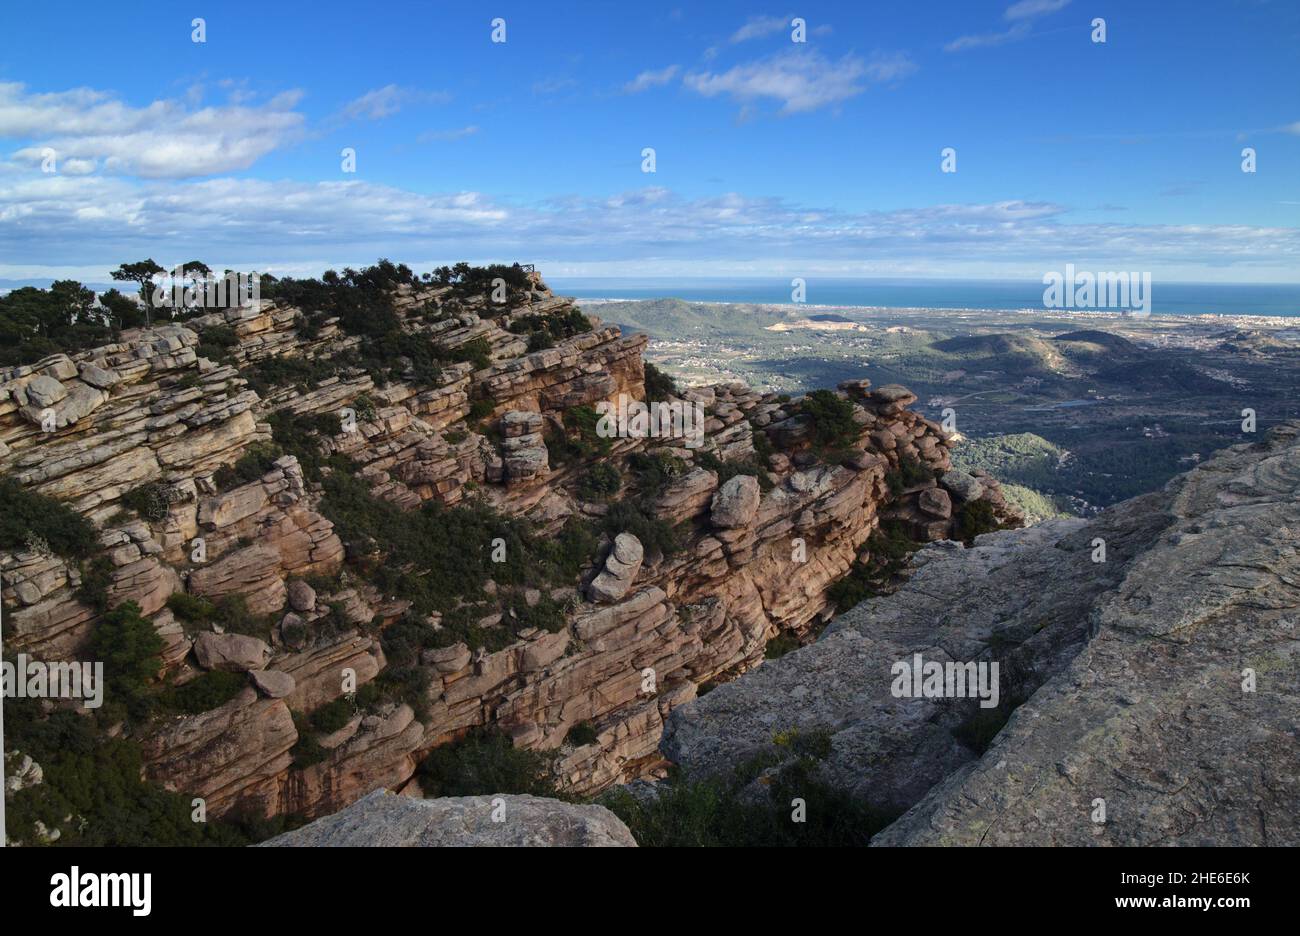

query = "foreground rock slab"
[[259, 789, 637, 847], [663, 422, 1300, 846]]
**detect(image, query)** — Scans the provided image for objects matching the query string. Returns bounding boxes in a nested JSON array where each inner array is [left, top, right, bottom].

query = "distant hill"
[[1051, 329, 1138, 354], [931, 333, 1068, 375], [586, 298, 791, 339], [1092, 356, 1229, 393], [1216, 329, 1297, 354]]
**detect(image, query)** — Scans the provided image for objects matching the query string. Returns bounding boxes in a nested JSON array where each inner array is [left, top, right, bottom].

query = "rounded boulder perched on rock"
[[710, 475, 760, 529], [194, 632, 272, 673], [918, 487, 953, 520], [287, 579, 317, 613], [249, 669, 296, 699], [940, 470, 985, 502]]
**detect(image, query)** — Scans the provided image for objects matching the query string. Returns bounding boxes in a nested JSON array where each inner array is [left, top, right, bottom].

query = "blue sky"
[[0, 0, 1297, 283]]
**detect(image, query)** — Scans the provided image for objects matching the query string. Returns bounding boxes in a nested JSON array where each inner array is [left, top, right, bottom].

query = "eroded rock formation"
[[1, 269, 1016, 828]]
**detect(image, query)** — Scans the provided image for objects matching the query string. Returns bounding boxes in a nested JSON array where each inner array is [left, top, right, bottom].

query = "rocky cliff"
[[1, 268, 1016, 836], [662, 421, 1300, 845]]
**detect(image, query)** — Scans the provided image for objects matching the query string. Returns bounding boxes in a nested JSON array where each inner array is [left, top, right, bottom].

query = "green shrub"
[[956, 499, 1002, 541], [601, 500, 682, 558], [695, 450, 773, 491], [75, 555, 115, 612], [352, 393, 378, 422], [310, 697, 356, 734], [166, 591, 216, 623], [627, 450, 686, 496], [800, 389, 860, 449], [467, 397, 497, 422], [764, 631, 802, 660], [509, 308, 592, 345], [566, 721, 599, 746], [212, 441, 282, 490], [447, 337, 492, 371], [3, 699, 272, 846], [577, 463, 622, 501], [601, 747, 894, 847], [121, 481, 172, 522], [158, 670, 246, 715], [0, 475, 98, 559], [87, 601, 165, 721], [644, 362, 679, 403], [550, 405, 612, 463], [290, 714, 330, 768], [416, 727, 558, 798]]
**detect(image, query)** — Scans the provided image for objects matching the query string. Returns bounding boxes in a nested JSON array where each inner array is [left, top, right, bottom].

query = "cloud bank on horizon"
[[0, 0, 1297, 284]]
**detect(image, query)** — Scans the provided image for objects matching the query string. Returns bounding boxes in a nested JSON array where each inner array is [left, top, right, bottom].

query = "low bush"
[[416, 727, 559, 798], [0, 475, 98, 559], [576, 463, 622, 501], [158, 670, 246, 715]]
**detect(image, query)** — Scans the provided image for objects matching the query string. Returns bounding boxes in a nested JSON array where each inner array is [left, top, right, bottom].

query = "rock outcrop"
[[662, 422, 1300, 846], [260, 788, 636, 847], [1, 269, 1017, 829]]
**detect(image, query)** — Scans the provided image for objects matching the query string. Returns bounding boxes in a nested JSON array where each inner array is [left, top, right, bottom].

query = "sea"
[[548, 278, 1300, 319]]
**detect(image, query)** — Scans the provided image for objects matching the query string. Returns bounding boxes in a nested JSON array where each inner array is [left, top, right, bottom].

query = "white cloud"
[[418, 125, 480, 142], [0, 82, 306, 179], [945, 23, 1032, 52], [730, 14, 791, 43], [947, 0, 1070, 52], [2, 176, 1296, 283], [684, 49, 914, 115], [340, 85, 450, 120], [624, 65, 680, 93], [1005, 0, 1071, 20]]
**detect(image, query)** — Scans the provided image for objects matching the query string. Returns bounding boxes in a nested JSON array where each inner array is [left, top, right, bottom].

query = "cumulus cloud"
[[623, 65, 680, 93], [684, 49, 915, 115], [1, 82, 306, 179]]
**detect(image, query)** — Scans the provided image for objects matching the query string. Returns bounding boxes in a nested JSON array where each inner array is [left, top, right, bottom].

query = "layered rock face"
[[259, 788, 636, 847], [1, 270, 1014, 827], [663, 422, 1300, 846]]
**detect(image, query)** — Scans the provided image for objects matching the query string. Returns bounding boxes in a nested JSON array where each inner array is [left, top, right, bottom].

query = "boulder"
[[194, 631, 272, 672], [25, 374, 68, 408], [259, 789, 637, 847], [939, 470, 984, 502], [286, 579, 317, 613], [917, 487, 952, 519], [710, 475, 760, 529], [249, 669, 296, 699]]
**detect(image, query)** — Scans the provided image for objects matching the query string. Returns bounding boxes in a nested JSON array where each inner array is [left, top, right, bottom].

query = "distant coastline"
[[576, 295, 1300, 330], [554, 277, 1300, 319]]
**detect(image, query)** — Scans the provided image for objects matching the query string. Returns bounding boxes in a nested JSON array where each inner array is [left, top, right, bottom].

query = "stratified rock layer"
[[1, 271, 1016, 827]]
